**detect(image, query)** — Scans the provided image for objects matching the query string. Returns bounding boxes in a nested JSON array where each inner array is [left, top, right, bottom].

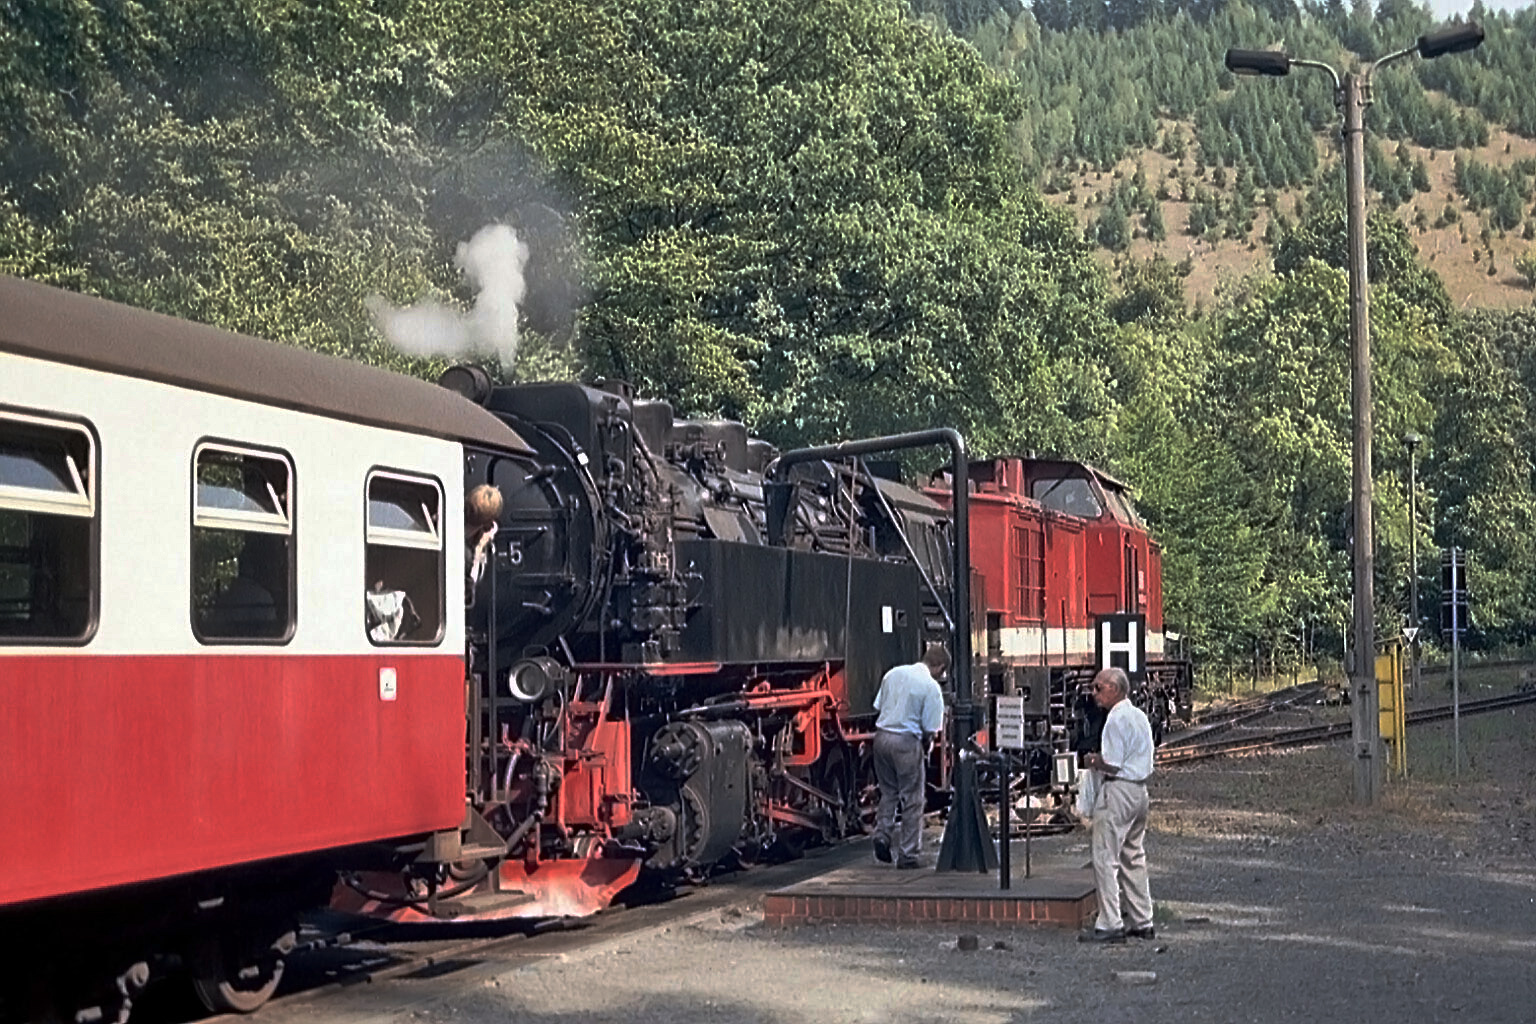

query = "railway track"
[[130, 839, 873, 1024], [1162, 681, 1324, 749], [1157, 689, 1536, 765]]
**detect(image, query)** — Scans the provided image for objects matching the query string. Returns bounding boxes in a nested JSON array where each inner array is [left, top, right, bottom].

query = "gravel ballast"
[[333, 711, 1536, 1024]]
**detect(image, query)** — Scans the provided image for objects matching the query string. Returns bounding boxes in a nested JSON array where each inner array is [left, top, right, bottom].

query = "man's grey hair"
[[1094, 666, 1130, 696]]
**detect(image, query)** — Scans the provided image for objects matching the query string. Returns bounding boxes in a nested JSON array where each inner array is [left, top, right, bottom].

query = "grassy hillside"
[[939, 0, 1536, 310], [1050, 114, 1536, 308]]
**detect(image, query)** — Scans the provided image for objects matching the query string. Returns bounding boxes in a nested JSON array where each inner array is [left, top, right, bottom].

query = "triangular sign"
[[1403, 627, 1420, 642]]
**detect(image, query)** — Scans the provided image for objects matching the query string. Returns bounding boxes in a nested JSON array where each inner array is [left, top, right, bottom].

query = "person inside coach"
[[465, 483, 504, 608]]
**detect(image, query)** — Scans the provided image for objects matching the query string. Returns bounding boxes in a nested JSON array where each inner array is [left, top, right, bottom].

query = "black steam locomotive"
[[338, 369, 959, 920]]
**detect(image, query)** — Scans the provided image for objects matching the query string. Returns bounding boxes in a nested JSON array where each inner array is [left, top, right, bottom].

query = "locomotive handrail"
[[765, 428, 974, 744]]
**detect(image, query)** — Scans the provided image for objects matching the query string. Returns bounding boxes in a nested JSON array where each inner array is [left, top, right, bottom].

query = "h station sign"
[[1095, 613, 1146, 685]]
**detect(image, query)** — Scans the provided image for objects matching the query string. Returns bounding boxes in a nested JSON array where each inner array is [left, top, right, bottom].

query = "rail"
[[1163, 682, 1324, 748], [1157, 690, 1536, 765]]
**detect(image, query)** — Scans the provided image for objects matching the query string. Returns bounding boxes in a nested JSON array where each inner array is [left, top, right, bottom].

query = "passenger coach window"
[[365, 472, 444, 644], [192, 444, 293, 642], [0, 412, 96, 641]]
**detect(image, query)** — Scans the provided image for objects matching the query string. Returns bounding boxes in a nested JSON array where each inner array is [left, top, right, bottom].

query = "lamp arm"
[[1365, 43, 1420, 83], [1289, 58, 1342, 95]]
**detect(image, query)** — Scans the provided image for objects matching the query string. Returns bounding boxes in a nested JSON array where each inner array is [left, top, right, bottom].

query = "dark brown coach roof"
[[0, 275, 532, 455]]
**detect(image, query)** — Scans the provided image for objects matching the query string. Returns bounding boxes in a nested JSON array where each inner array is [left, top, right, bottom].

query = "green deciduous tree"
[[1, 0, 1114, 456]]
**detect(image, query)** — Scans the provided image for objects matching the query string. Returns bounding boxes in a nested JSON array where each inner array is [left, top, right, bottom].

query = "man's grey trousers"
[[873, 729, 925, 861]]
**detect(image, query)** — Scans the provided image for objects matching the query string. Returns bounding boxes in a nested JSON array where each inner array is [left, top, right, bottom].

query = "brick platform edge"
[[762, 893, 1096, 929]]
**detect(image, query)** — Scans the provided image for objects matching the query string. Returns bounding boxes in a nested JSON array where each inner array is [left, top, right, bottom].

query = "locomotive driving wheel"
[[190, 923, 296, 1014], [815, 742, 860, 841]]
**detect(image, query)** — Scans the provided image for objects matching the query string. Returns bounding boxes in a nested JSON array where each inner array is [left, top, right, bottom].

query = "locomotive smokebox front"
[[467, 381, 638, 668]]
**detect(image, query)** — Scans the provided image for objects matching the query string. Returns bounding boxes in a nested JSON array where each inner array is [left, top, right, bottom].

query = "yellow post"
[[1376, 640, 1407, 777]]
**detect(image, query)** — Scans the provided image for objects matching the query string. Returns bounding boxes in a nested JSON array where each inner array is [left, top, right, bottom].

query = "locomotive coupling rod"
[[766, 428, 974, 744]]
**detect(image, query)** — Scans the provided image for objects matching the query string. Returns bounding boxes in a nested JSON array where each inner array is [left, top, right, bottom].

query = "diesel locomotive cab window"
[[1104, 489, 1143, 528], [0, 412, 96, 641], [192, 444, 294, 643], [364, 472, 444, 645], [1031, 475, 1103, 519], [1013, 524, 1045, 620]]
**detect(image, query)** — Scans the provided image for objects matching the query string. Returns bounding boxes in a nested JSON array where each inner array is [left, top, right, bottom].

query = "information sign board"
[[995, 695, 1027, 750]]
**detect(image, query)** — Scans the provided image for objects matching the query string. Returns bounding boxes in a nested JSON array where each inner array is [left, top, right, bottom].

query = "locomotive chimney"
[[437, 364, 494, 406]]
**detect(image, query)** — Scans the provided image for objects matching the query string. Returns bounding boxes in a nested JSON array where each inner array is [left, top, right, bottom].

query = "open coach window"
[[0, 411, 97, 641], [365, 471, 444, 644], [192, 443, 294, 642]]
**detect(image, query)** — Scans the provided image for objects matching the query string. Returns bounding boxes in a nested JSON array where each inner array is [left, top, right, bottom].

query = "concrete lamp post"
[[1224, 20, 1484, 805], [1404, 432, 1422, 702]]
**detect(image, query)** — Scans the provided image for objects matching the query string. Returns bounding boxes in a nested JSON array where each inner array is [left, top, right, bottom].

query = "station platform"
[[763, 834, 1097, 929]]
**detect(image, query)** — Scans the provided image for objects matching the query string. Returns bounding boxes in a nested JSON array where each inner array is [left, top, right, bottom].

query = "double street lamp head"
[[1225, 48, 1291, 77], [1225, 19, 1483, 76], [1418, 21, 1485, 60]]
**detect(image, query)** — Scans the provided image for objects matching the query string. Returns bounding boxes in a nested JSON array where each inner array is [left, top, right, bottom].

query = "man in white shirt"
[[870, 645, 948, 869], [1079, 666, 1156, 944]]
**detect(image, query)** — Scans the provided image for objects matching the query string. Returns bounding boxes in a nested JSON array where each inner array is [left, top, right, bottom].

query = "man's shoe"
[[1077, 928, 1126, 944], [872, 837, 892, 864], [1126, 925, 1156, 940], [896, 858, 922, 870]]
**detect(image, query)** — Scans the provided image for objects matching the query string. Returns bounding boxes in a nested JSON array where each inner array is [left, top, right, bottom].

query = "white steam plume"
[[366, 224, 530, 367]]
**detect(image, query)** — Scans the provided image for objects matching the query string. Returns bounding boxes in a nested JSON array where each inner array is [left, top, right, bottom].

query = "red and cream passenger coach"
[[0, 276, 534, 1017]]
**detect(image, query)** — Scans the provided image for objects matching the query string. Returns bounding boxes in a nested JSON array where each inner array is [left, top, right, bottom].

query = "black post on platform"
[[1023, 768, 1033, 880], [998, 751, 1010, 890], [1025, 781, 1032, 879], [936, 749, 997, 872]]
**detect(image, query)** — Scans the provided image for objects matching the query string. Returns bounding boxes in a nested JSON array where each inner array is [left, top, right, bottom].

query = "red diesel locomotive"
[[946, 455, 1189, 756]]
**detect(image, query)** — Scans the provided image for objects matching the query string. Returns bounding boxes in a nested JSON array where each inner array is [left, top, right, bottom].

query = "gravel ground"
[[348, 709, 1536, 1024]]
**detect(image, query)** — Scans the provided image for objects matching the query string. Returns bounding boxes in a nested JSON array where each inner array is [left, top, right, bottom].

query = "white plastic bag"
[[366, 588, 408, 642], [1074, 767, 1100, 822]]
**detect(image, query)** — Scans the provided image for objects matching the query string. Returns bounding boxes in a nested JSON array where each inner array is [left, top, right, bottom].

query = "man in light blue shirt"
[[871, 644, 948, 868]]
